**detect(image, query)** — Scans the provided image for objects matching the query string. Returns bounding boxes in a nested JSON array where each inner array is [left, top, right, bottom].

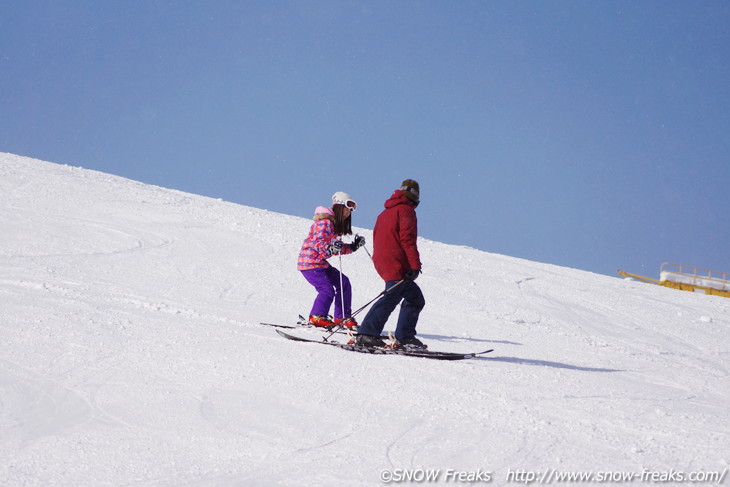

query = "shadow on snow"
[[480, 355, 624, 373]]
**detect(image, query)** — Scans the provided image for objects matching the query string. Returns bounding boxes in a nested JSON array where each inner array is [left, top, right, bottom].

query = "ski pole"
[[349, 279, 406, 319], [363, 245, 374, 263], [338, 251, 346, 324], [321, 279, 406, 342]]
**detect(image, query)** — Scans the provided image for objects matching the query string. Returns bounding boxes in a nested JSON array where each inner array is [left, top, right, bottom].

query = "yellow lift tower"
[[617, 263, 730, 298]]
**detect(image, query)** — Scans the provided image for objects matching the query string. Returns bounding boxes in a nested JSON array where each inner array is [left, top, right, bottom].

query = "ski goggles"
[[334, 199, 357, 211]]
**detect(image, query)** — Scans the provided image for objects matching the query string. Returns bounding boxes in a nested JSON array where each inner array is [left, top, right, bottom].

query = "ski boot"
[[334, 317, 358, 329], [308, 315, 335, 327], [353, 334, 387, 348]]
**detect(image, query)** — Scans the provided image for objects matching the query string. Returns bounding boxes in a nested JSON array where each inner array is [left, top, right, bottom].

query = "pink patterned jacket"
[[297, 207, 353, 271]]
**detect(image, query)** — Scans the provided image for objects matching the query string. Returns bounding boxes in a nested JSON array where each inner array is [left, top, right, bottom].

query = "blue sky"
[[2, 0, 728, 278]]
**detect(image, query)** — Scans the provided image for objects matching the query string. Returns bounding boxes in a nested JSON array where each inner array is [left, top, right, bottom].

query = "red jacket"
[[372, 190, 422, 281]]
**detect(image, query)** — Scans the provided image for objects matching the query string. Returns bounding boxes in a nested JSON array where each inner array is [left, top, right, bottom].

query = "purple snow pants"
[[300, 266, 352, 319]]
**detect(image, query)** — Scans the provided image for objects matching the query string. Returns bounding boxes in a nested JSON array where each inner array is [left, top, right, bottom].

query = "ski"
[[259, 321, 355, 335], [260, 321, 391, 339], [260, 315, 390, 338], [260, 321, 303, 330], [275, 329, 493, 361]]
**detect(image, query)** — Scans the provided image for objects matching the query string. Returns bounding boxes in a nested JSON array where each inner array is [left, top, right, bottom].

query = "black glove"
[[404, 269, 421, 281], [328, 240, 344, 255], [351, 235, 366, 251]]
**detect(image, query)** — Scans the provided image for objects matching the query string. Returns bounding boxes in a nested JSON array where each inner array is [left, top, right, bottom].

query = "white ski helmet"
[[332, 191, 357, 211]]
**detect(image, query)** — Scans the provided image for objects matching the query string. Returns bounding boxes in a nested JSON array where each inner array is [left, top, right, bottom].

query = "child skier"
[[297, 191, 365, 327]]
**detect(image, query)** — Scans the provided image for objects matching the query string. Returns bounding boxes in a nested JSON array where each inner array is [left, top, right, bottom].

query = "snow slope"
[[1, 153, 728, 486]]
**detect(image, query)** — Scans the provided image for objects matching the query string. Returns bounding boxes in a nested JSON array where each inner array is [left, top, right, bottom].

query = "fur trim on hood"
[[313, 206, 334, 220]]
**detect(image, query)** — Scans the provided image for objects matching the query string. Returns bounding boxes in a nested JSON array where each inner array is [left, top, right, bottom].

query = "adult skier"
[[355, 179, 426, 350]]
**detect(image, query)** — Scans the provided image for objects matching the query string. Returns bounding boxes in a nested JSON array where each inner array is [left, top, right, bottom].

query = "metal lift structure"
[[617, 263, 730, 298]]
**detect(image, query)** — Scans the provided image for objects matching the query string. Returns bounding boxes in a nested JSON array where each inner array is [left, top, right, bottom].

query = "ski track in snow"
[[1, 153, 729, 486]]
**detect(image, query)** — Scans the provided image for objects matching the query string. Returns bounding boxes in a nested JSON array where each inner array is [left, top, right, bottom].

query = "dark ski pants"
[[358, 280, 425, 341], [301, 266, 352, 319]]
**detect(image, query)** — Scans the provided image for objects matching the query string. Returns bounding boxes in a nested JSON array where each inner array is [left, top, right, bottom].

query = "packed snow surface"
[[1, 153, 728, 486]]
